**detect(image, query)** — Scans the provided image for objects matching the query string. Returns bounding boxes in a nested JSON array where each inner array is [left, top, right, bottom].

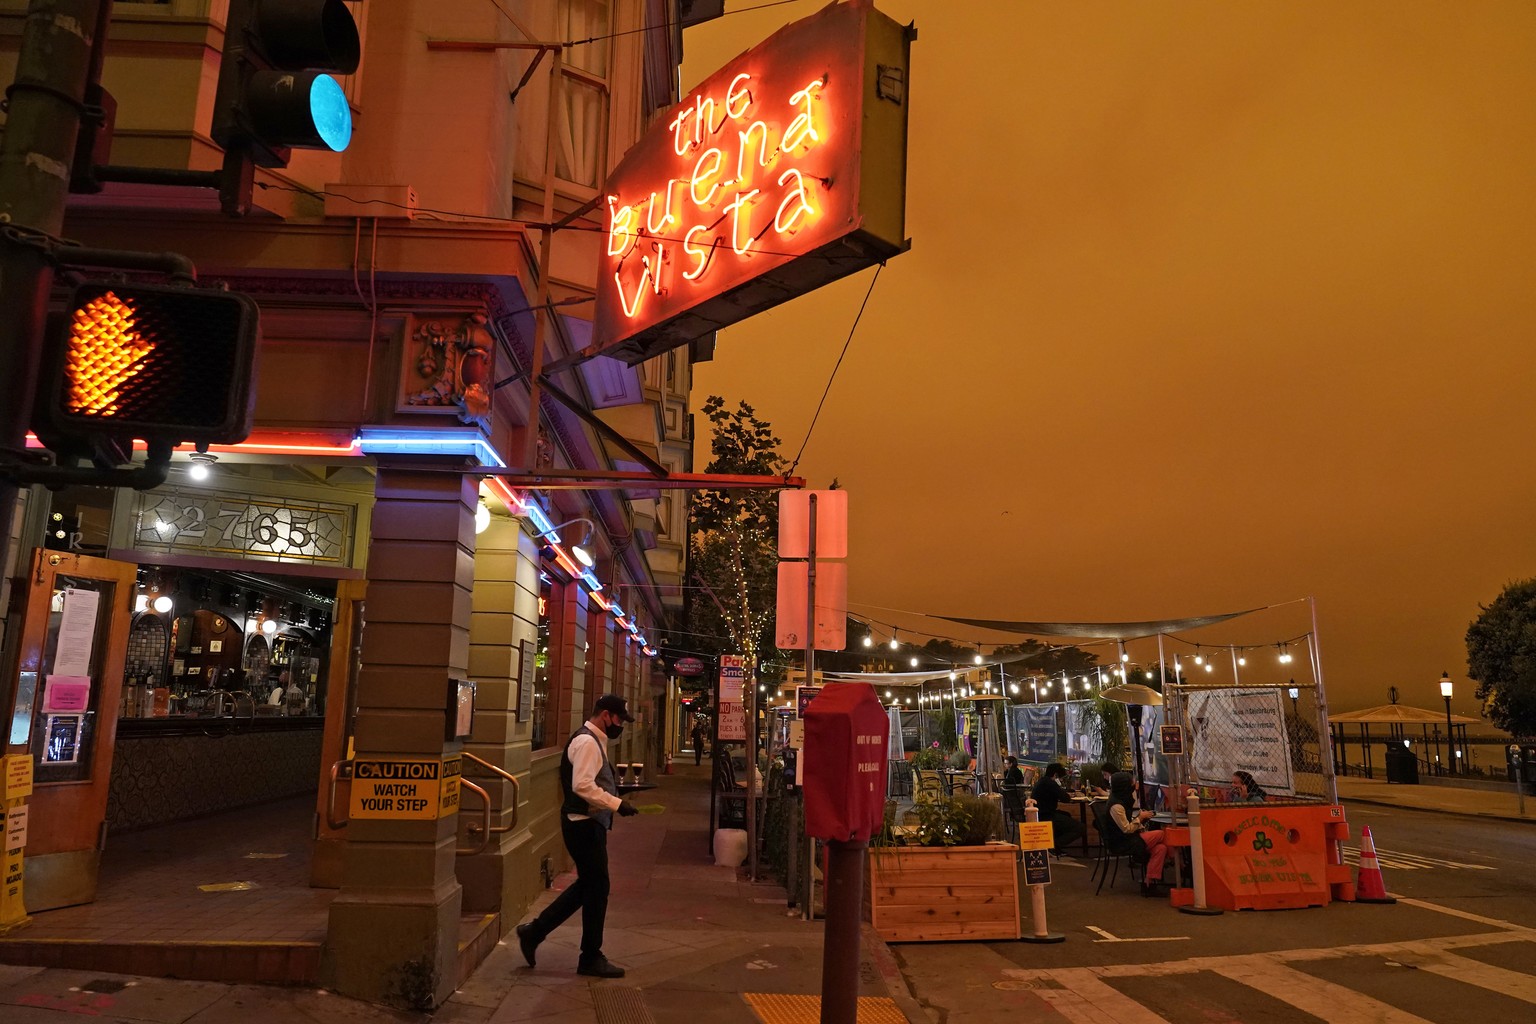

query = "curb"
[[1340, 794, 1536, 826], [861, 923, 932, 1023]]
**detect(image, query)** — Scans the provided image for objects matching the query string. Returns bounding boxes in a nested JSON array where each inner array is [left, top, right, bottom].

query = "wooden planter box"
[[869, 843, 1021, 942]]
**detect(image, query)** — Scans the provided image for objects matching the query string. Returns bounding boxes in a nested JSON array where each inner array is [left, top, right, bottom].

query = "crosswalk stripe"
[[1210, 961, 1435, 1024], [1038, 968, 1170, 1024], [1341, 847, 1495, 871], [1397, 949, 1536, 1005]]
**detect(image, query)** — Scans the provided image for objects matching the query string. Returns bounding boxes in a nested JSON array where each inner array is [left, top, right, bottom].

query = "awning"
[[1328, 704, 1481, 726], [930, 608, 1270, 641]]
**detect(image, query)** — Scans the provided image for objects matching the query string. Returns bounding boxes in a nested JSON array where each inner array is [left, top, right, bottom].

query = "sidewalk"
[[0, 764, 918, 1023], [1336, 774, 1536, 823]]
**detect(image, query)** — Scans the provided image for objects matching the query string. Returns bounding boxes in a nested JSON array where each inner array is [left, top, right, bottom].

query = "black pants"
[[1049, 809, 1083, 853], [693, 741, 703, 766], [528, 816, 610, 959]]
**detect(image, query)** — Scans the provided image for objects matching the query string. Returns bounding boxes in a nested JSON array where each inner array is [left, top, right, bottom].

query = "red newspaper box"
[[803, 683, 888, 841]]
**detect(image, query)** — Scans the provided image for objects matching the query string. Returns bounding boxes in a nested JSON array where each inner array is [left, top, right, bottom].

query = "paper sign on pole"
[[1017, 821, 1055, 852]]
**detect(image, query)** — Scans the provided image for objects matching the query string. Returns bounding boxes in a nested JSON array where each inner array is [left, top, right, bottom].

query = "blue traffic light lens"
[[309, 74, 352, 152]]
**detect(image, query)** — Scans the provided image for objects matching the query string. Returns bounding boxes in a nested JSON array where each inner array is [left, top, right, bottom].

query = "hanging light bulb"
[[1010, 684, 1019, 695], [885, 689, 893, 699], [973, 650, 984, 664], [1144, 669, 1154, 679], [1121, 652, 1130, 663], [863, 634, 873, 648], [909, 656, 919, 668], [889, 631, 899, 650], [1205, 661, 1214, 673], [1238, 655, 1247, 667], [1193, 648, 1204, 666], [948, 671, 957, 681]]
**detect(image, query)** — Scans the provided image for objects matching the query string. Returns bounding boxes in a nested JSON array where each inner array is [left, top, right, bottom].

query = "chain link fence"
[[1159, 682, 1332, 808]]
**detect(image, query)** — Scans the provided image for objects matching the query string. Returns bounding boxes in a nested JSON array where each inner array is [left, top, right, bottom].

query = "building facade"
[[0, 0, 709, 1007]]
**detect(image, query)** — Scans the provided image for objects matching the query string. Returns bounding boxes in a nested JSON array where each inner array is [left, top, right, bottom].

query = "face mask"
[[604, 723, 624, 740]]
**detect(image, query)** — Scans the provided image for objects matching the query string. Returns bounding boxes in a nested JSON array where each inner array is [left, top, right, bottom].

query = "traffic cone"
[[1353, 825, 1397, 904]]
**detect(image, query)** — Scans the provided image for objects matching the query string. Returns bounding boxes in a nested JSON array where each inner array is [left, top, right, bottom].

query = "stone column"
[[324, 465, 475, 1010], [552, 582, 589, 738], [458, 517, 538, 915]]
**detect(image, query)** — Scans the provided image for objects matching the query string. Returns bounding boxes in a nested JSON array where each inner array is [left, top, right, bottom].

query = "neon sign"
[[588, 0, 914, 365]]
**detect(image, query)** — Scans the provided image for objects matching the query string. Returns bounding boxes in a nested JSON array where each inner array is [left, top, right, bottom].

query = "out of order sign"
[[349, 756, 461, 820]]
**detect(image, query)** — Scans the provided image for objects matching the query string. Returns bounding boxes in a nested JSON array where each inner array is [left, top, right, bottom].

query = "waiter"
[[515, 694, 639, 978]]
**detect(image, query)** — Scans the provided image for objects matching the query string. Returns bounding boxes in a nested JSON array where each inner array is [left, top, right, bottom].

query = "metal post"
[[1305, 600, 1339, 807], [801, 493, 817, 921], [0, 0, 108, 583], [819, 838, 866, 1024], [1018, 798, 1065, 942], [1178, 790, 1222, 916], [1443, 696, 1456, 777]]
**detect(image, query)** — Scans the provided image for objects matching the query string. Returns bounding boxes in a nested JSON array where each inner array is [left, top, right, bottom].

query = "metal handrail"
[[325, 758, 354, 830], [456, 778, 492, 857], [461, 751, 521, 834]]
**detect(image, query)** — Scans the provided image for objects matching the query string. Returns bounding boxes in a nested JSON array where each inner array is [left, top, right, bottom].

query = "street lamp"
[[1288, 681, 1300, 722], [1440, 672, 1455, 776]]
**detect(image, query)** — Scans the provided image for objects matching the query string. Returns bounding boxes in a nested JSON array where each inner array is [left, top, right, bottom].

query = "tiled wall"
[[107, 726, 324, 833]]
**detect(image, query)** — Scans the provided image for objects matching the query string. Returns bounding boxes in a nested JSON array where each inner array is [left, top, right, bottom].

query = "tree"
[[687, 397, 786, 690], [1466, 579, 1536, 737]]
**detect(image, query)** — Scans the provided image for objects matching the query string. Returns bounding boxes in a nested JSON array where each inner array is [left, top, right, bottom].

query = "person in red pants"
[[1106, 770, 1168, 896]]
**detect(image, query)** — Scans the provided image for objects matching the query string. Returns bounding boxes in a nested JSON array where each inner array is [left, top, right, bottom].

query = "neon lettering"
[[682, 225, 716, 281], [774, 168, 814, 234], [690, 147, 724, 206], [736, 121, 773, 184], [725, 188, 761, 256], [608, 65, 840, 320], [782, 79, 824, 153], [645, 179, 682, 234], [606, 195, 638, 257], [725, 73, 753, 118], [693, 93, 717, 147]]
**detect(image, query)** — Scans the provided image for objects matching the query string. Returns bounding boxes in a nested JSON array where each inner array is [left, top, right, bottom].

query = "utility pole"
[[0, 0, 109, 571]]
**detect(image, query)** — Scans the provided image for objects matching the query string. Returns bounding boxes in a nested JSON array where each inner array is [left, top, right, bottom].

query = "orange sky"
[[682, 1, 1536, 718]]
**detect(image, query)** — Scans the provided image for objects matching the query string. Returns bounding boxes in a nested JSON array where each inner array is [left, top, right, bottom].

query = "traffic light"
[[211, 0, 361, 169], [33, 282, 260, 460]]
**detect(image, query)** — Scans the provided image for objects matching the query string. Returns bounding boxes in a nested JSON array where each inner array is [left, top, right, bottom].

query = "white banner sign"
[[1187, 688, 1295, 797]]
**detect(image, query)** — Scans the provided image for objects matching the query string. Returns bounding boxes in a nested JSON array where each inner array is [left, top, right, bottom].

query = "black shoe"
[[515, 923, 539, 967], [1140, 884, 1163, 898], [577, 956, 626, 979]]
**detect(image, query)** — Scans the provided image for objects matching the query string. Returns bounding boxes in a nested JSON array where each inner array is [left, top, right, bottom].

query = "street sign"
[[1017, 820, 1055, 852], [1023, 849, 1052, 886]]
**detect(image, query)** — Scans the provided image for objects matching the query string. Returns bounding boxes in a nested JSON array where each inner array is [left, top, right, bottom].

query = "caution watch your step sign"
[[349, 756, 462, 820]]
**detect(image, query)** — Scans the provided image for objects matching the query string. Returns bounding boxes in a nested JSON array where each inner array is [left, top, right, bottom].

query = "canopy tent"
[[929, 607, 1270, 641], [1329, 703, 1480, 779], [1330, 704, 1480, 726]]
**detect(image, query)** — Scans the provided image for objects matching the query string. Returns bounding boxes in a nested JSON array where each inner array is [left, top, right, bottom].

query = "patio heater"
[[1100, 682, 1164, 800], [965, 693, 1009, 793]]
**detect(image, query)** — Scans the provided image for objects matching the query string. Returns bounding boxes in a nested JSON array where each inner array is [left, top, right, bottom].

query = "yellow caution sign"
[[1016, 820, 1055, 852], [1, 756, 33, 933], [350, 756, 462, 820]]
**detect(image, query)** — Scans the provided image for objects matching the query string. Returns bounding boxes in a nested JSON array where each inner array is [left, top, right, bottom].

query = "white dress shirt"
[[567, 721, 624, 821]]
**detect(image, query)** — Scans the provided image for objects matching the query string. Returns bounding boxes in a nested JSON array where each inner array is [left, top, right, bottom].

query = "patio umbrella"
[[1100, 683, 1164, 798]]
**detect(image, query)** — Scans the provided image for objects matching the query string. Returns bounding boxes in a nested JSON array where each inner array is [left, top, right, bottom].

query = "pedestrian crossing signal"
[[34, 282, 260, 456]]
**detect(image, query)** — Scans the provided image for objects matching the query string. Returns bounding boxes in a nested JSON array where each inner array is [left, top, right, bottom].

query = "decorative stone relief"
[[405, 312, 496, 427]]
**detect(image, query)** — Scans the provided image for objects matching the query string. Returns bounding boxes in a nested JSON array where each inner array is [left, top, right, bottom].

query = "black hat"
[[593, 694, 634, 722]]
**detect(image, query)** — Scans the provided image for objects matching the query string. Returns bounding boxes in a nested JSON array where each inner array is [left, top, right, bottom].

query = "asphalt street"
[[892, 802, 1536, 1023]]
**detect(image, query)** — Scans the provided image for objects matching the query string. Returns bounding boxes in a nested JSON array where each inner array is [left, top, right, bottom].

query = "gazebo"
[[1329, 703, 1480, 778]]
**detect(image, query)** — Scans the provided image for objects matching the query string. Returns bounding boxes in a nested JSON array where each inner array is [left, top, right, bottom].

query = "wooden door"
[[310, 577, 365, 887], [4, 549, 135, 911]]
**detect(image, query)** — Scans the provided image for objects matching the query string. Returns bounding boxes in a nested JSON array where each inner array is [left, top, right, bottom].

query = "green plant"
[[1076, 696, 1129, 769], [947, 746, 973, 771], [907, 793, 1005, 846], [911, 743, 944, 771]]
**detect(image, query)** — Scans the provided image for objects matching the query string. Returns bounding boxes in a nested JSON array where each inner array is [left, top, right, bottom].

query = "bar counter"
[[107, 714, 325, 834]]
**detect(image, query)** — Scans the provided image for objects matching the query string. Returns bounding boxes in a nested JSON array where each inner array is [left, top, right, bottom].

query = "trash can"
[[1384, 741, 1419, 784]]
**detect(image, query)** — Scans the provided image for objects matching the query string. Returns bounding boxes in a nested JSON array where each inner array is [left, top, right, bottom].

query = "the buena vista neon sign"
[[588, 0, 911, 362], [606, 70, 830, 320]]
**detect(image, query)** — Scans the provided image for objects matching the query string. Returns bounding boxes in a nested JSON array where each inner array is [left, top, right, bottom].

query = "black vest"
[[560, 725, 618, 829]]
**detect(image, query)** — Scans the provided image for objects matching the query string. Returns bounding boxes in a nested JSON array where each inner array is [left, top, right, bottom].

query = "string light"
[[889, 629, 899, 650], [1193, 647, 1204, 666], [862, 634, 873, 648], [909, 656, 919, 668]]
